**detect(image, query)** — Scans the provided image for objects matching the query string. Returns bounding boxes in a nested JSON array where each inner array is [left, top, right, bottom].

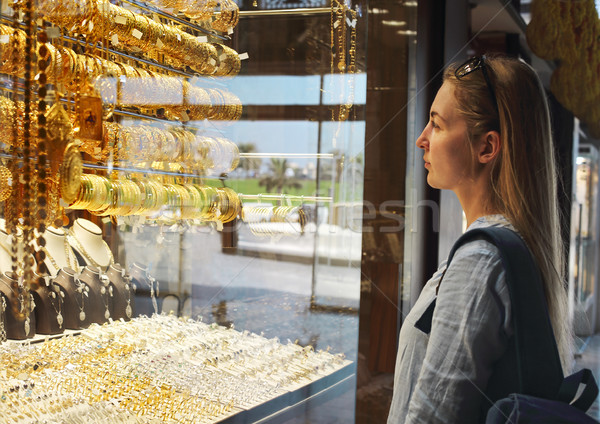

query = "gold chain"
[[67, 229, 114, 271]]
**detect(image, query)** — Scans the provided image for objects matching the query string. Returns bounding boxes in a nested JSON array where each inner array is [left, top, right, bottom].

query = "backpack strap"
[[558, 368, 599, 411], [448, 227, 564, 397], [415, 227, 563, 398]]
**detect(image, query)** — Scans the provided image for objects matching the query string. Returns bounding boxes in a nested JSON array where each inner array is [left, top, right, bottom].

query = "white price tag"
[[209, 58, 216, 66], [216, 220, 223, 231], [334, 20, 340, 29], [156, 38, 164, 48], [111, 34, 119, 45], [177, 33, 181, 41], [180, 110, 190, 121], [89, 20, 94, 31], [132, 29, 143, 39], [101, 217, 111, 224], [219, 53, 228, 60], [227, 27, 234, 35], [238, 52, 249, 60], [115, 15, 127, 25], [197, 35, 208, 43], [0, 35, 8, 44], [119, 75, 127, 82]]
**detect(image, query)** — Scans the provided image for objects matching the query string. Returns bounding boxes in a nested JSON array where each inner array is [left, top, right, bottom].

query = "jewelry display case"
[[0, 0, 366, 421]]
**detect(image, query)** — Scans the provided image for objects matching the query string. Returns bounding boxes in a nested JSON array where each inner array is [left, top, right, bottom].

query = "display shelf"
[[0, 315, 353, 423], [0, 14, 190, 78], [222, 363, 354, 423], [120, 0, 229, 40], [239, 194, 332, 203]]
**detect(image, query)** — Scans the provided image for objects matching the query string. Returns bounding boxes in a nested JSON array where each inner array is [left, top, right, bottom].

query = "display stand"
[[106, 263, 134, 321], [31, 275, 65, 335], [0, 272, 35, 340], [68, 218, 113, 271], [79, 265, 111, 324], [0, 219, 24, 275], [53, 267, 92, 330], [36, 226, 80, 276]]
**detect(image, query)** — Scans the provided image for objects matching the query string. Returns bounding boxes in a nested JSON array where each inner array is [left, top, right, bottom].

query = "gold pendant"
[[77, 95, 104, 142], [59, 142, 83, 204]]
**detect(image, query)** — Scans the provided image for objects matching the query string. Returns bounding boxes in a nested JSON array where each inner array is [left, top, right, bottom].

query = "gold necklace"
[[63, 236, 80, 271], [0, 238, 13, 258], [40, 247, 60, 275], [67, 229, 114, 271], [0, 296, 6, 342], [0, 235, 23, 277], [40, 235, 79, 275]]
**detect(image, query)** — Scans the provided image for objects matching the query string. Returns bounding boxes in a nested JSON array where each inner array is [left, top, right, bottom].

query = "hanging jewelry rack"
[[118, 0, 229, 41], [0, 84, 226, 133], [0, 14, 228, 82], [0, 152, 229, 180], [239, 153, 334, 160], [239, 194, 332, 203], [81, 162, 228, 180], [239, 7, 330, 16]]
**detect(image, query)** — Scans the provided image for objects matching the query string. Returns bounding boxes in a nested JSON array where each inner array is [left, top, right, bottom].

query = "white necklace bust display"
[[67, 218, 114, 271], [34, 226, 80, 277], [0, 218, 23, 275]]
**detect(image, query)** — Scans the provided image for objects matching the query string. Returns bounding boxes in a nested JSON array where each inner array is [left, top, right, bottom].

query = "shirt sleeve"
[[406, 240, 510, 424]]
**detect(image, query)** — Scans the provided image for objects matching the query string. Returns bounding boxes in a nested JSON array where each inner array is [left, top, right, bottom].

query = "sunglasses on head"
[[455, 55, 499, 117]]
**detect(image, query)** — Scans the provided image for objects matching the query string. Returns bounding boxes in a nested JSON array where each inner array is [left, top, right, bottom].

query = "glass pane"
[[0, 0, 366, 421]]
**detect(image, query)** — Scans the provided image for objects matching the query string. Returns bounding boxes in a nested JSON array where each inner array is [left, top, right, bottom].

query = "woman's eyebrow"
[[430, 110, 446, 122]]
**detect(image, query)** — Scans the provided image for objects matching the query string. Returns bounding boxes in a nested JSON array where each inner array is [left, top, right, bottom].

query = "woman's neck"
[[455, 175, 499, 227]]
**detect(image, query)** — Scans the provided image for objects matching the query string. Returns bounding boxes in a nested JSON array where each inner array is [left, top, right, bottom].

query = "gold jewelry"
[[0, 296, 6, 342], [0, 166, 13, 201], [67, 229, 115, 271], [59, 142, 83, 204]]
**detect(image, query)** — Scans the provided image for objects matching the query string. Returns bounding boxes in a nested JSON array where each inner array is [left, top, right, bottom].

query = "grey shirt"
[[387, 215, 514, 424]]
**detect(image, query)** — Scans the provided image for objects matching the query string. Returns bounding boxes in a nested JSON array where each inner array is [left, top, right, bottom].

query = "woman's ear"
[[478, 131, 501, 164]]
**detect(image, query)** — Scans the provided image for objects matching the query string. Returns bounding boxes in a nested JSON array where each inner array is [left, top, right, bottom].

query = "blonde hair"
[[444, 55, 573, 372]]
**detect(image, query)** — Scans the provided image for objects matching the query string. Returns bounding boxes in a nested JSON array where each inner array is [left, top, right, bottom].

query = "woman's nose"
[[416, 125, 430, 150]]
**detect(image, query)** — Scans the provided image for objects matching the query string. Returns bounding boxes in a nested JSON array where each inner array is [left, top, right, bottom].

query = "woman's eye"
[[431, 120, 439, 129]]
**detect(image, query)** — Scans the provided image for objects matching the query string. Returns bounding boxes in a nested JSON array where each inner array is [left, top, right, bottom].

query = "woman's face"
[[416, 81, 474, 191]]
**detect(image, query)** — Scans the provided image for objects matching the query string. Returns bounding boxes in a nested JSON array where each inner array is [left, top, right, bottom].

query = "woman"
[[387, 55, 572, 423]]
